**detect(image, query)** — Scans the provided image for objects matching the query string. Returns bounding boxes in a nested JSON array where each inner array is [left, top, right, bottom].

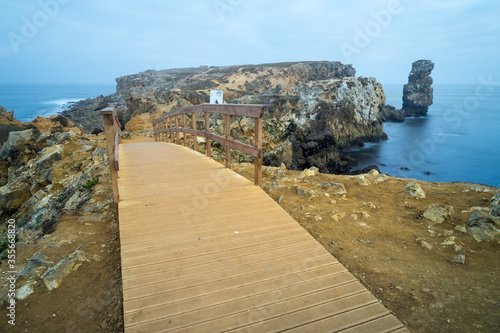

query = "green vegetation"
[[83, 177, 99, 189]]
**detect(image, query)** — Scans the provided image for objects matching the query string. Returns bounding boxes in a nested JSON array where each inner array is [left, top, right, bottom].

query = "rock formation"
[[402, 60, 434, 116], [62, 61, 387, 174]]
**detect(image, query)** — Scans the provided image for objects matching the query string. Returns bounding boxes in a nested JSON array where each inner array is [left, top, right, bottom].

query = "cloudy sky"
[[0, 0, 499, 85]]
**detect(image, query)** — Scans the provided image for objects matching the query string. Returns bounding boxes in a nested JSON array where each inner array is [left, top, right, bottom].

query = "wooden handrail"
[[100, 107, 121, 204], [152, 103, 269, 186]]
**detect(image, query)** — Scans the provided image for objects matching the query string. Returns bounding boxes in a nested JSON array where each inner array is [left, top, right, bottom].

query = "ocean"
[[0, 83, 116, 122], [343, 84, 500, 187], [0, 83, 499, 187]]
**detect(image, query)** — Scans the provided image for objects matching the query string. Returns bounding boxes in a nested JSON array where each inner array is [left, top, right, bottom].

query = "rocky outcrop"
[[0, 129, 34, 160], [402, 60, 434, 116], [467, 210, 500, 242], [62, 61, 387, 174], [41, 245, 89, 291], [257, 76, 386, 173], [61, 94, 125, 134], [380, 105, 405, 122]]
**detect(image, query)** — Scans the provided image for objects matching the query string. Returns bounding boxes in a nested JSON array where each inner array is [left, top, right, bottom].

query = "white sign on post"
[[210, 90, 224, 104]]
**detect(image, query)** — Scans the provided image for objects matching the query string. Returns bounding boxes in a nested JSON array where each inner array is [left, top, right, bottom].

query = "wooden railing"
[[100, 107, 122, 204], [152, 104, 269, 186]]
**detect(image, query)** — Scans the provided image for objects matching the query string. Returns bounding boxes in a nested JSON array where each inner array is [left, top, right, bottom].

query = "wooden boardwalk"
[[118, 142, 408, 333]]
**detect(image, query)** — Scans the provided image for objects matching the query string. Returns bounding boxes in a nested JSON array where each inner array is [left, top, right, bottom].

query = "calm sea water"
[[0, 84, 115, 122], [344, 84, 500, 187], [1, 83, 499, 186]]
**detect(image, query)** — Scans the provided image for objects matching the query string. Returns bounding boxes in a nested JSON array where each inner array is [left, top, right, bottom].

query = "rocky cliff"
[[63, 61, 387, 174]]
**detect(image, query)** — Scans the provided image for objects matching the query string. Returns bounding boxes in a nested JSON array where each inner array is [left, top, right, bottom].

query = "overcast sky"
[[0, 0, 499, 85]]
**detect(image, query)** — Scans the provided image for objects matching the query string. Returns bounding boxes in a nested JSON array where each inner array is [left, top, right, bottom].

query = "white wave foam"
[[32, 98, 84, 119]]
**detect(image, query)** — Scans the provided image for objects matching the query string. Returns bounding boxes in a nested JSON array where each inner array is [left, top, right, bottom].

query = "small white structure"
[[210, 90, 224, 104]]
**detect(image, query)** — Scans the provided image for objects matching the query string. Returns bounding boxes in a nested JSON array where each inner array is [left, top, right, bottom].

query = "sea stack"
[[402, 60, 434, 116]]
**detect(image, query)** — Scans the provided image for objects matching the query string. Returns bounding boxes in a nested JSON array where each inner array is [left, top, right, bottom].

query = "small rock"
[[406, 182, 426, 199], [121, 131, 132, 139], [296, 186, 307, 196], [455, 225, 467, 233], [451, 255, 466, 264], [419, 239, 433, 251], [298, 167, 318, 178], [441, 236, 456, 246], [358, 176, 370, 186], [16, 284, 34, 300], [82, 145, 95, 152], [321, 182, 346, 195]]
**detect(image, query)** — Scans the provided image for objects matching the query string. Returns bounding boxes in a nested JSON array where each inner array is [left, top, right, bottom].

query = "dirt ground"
[[233, 163, 500, 333], [1, 136, 498, 332], [0, 184, 123, 333]]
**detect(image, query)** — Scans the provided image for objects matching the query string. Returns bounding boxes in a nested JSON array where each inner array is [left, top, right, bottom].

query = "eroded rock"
[[467, 211, 500, 242], [423, 204, 454, 223], [406, 182, 426, 199], [41, 246, 90, 291], [402, 60, 434, 116], [0, 129, 34, 160]]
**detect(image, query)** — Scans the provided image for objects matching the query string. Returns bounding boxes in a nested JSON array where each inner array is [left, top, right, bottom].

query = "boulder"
[[298, 166, 319, 178], [423, 203, 454, 223], [467, 211, 500, 242], [18, 252, 52, 278], [380, 105, 405, 122], [321, 182, 346, 195], [406, 182, 426, 199], [491, 205, 500, 217], [0, 181, 31, 210], [0, 129, 34, 160], [36, 145, 64, 172], [41, 246, 89, 291], [402, 60, 434, 116]]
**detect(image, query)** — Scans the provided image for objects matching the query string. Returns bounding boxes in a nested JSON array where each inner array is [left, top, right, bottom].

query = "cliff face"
[[63, 61, 386, 173]]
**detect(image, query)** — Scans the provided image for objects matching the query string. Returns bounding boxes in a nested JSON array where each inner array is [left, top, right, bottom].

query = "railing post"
[[254, 116, 263, 187], [100, 108, 120, 205], [193, 113, 198, 151], [165, 118, 169, 143], [225, 114, 231, 169], [182, 114, 187, 147], [175, 115, 180, 144], [205, 112, 211, 158]]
